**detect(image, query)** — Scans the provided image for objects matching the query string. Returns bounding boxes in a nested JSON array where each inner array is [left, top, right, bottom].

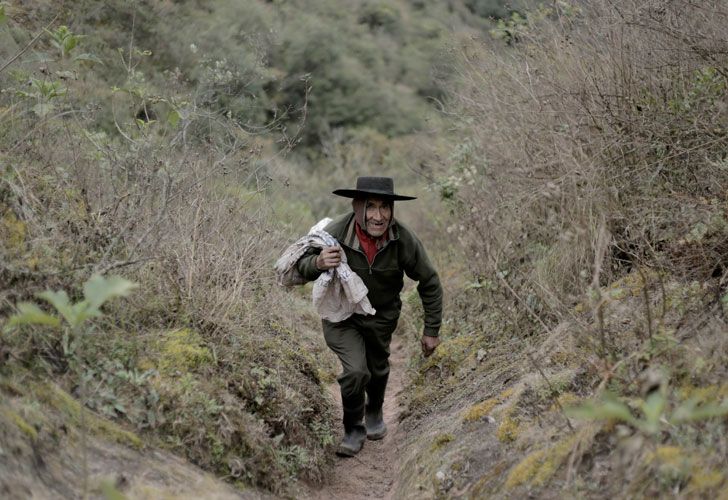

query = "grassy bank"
[[398, 1, 728, 497], [0, 2, 341, 495]]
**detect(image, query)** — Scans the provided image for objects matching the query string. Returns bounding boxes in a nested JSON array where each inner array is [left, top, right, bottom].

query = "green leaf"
[[671, 398, 728, 423], [63, 36, 79, 55], [32, 101, 55, 117], [0, 6, 7, 25], [671, 398, 698, 423], [38, 290, 75, 325], [685, 402, 728, 420], [640, 391, 666, 434], [100, 480, 127, 500], [4, 302, 61, 330], [83, 274, 137, 310], [167, 109, 181, 128], [71, 300, 100, 326], [565, 392, 638, 426], [73, 53, 104, 65]]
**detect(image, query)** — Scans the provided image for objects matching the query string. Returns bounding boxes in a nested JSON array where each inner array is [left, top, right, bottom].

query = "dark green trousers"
[[323, 313, 398, 423]]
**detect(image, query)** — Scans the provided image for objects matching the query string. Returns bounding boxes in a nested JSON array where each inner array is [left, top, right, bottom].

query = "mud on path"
[[304, 334, 409, 500]]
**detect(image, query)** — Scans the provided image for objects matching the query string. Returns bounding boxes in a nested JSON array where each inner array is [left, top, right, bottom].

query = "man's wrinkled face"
[[365, 198, 392, 237]]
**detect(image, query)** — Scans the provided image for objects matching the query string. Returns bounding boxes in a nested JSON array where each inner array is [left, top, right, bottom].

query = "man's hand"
[[316, 245, 342, 271], [421, 335, 440, 357]]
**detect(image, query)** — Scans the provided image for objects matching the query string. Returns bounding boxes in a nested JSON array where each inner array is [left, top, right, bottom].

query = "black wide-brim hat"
[[332, 176, 416, 201]]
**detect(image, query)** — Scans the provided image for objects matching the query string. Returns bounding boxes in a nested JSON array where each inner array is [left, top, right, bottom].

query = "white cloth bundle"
[[275, 219, 376, 322]]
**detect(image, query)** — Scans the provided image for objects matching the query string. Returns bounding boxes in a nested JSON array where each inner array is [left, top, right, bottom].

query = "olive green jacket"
[[296, 213, 443, 337]]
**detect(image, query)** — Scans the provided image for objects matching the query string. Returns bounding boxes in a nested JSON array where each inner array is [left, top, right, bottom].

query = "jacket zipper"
[[345, 241, 391, 275]]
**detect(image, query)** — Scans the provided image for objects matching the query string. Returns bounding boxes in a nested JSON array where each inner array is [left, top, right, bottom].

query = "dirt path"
[[305, 335, 408, 500]]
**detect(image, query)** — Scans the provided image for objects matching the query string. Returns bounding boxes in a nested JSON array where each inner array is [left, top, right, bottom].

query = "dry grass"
[[396, 1, 728, 498], [0, 13, 337, 495], [446, 0, 728, 326]]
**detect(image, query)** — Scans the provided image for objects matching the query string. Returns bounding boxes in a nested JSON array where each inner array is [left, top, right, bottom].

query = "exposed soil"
[[0, 427, 265, 500], [303, 334, 408, 500]]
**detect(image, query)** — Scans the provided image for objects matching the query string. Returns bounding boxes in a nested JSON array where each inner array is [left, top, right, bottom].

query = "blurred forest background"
[[1, 0, 727, 498]]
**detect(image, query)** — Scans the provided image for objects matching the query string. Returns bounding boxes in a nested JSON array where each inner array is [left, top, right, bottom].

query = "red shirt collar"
[[354, 222, 388, 265]]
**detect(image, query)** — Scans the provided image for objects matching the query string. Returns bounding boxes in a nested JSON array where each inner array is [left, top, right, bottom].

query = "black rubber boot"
[[337, 397, 366, 457], [336, 422, 366, 457], [365, 405, 387, 440], [365, 373, 388, 440]]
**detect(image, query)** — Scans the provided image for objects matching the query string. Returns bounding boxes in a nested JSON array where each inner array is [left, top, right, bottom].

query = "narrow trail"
[[306, 335, 408, 500]]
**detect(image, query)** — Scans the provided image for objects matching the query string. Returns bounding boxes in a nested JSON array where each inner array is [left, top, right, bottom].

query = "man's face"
[[365, 198, 392, 237]]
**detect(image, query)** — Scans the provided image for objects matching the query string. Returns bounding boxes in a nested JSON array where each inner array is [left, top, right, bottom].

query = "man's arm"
[[404, 242, 443, 336], [296, 246, 341, 280], [401, 228, 443, 355]]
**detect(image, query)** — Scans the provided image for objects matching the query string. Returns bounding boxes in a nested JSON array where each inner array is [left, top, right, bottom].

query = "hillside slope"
[[3, 1, 727, 499], [395, 1, 728, 498]]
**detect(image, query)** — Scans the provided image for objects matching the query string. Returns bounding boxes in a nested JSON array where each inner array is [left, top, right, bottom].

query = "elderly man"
[[296, 176, 443, 457]]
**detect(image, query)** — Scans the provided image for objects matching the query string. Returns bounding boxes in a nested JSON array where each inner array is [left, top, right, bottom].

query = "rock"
[[435, 470, 453, 492], [476, 349, 487, 362]]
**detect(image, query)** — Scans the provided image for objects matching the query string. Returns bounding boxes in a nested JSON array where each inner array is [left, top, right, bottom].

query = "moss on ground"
[[689, 469, 725, 493], [422, 334, 478, 373], [1, 408, 38, 441], [677, 383, 728, 404], [430, 433, 454, 451], [463, 398, 499, 422], [154, 328, 213, 375], [34, 382, 142, 449], [463, 387, 515, 422], [549, 392, 580, 412], [131, 317, 335, 492], [643, 445, 728, 495], [496, 411, 520, 443], [606, 268, 667, 301], [505, 433, 578, 489], [0, 208, 27, 252], [647, 445, 686, 466]]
